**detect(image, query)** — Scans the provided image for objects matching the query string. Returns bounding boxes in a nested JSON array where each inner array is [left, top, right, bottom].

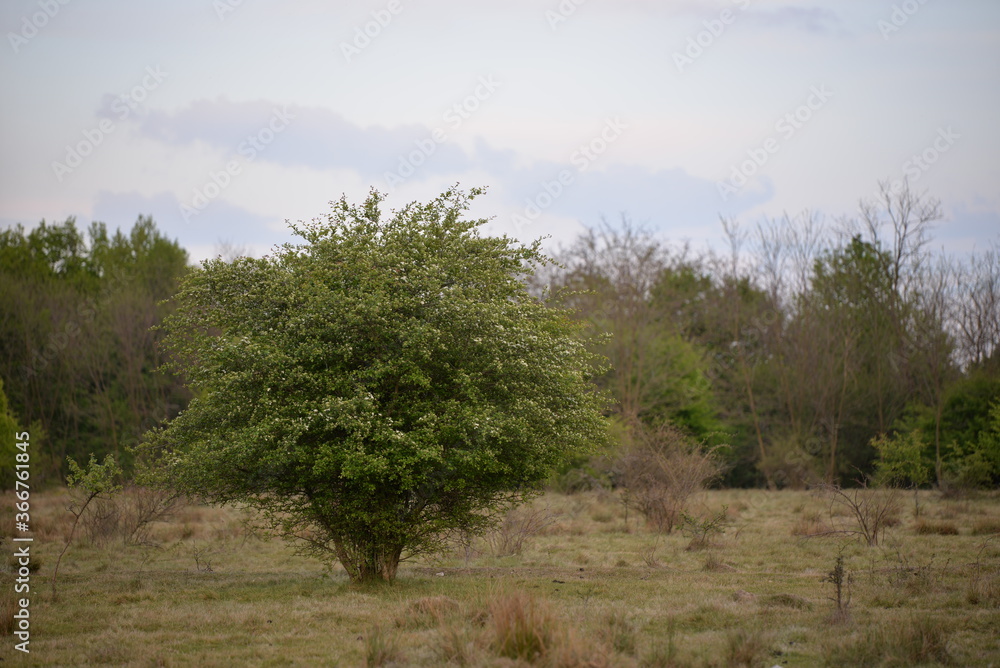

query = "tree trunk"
[[934, 401, 943, 487], [333, 538, 404, 583]]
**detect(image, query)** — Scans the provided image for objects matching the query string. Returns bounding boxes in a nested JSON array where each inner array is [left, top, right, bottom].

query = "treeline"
[[0, 217, 190, 483], [2, 183, 998, 489], [537, 183, 1000, 488]]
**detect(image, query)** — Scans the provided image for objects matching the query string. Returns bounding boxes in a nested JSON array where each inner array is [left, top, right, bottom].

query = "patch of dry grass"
[[1, 488, 999, 665], [914, 518, 960, 535]]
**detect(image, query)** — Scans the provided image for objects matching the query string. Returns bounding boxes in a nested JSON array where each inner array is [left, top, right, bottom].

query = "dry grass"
[[972, 517, 1000, 536], [1, 487, 999, 665], [914, 518, 960, 535], [490, 590, 559, 661]]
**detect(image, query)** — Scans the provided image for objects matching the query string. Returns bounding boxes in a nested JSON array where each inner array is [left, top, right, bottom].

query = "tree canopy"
[[0, 216, 189, 480], [138, 187, 611, 581]]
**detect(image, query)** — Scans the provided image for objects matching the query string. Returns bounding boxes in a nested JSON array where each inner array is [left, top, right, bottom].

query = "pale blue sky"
[[1, 0, 997, 261]]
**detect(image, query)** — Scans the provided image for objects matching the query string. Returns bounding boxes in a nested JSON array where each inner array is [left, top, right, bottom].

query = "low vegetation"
[[2, 486, 999, 666]]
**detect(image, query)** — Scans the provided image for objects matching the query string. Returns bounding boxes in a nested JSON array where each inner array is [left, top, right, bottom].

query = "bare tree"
[[553, 216, 671, 421], [955, 244, 1000, 369]]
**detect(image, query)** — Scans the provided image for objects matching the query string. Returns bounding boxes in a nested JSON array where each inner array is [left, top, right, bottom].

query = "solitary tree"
[[137, 187, 610, 582]]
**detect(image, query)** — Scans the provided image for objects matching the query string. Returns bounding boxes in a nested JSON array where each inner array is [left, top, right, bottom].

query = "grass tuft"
[[490, 590, 558, 661], [914, 518, 960, 535], [363, 625, 402, 667], [599, 605, 638, 655], [396, 595, 460, 628], [825, 615, 951, 666], [762, 593, 813, 610], [724, 628, 770, 668], [971, 517, 1000, 536]]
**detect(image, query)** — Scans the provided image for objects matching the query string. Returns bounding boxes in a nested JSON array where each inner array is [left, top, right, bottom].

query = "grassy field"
[[2, 486, 999, 666]]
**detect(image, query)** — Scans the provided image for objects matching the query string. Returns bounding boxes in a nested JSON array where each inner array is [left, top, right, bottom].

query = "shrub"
[[681, 506, 728, 550], [819, 482, 901, 547], [760, 432, 823, 490], [52, 454, 122, 597], [967, 537, 1000, 607], [137, 187, 612, 583], [823, 553, 851, 623], [486, 504, 557, 557], [618, 420, 722, 533]]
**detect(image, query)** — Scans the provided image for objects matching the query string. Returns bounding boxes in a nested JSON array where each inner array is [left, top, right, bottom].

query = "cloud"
[[744, 6, 844, 35], [113, 96, 772, 243], [939, 200, 1000, 253], [89, 190, 291, 253], [655, 1, 844, 35], [116, 97, 472, 178]]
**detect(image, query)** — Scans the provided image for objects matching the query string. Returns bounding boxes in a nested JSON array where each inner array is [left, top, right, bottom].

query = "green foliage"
[[66, 454, 123, 497], [0, 216, 189, 477], [947, 401, 1000, 489], [0, 379, 19, 487], [895, 371, 1000, 473], [872, 430, 932, 489], [680, 506, 728, 550], [138, 187, 611, 581]]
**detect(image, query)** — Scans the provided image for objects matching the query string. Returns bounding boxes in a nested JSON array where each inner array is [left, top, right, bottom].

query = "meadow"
[[2, 486, 999, 667]]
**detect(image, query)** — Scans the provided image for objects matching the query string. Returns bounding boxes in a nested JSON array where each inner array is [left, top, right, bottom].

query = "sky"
[[1, 0, 998, 263]]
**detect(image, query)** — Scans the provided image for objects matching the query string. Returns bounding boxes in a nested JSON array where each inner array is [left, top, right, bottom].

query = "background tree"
[[137, 187, 611, 582], [0, 217, 189, 483]]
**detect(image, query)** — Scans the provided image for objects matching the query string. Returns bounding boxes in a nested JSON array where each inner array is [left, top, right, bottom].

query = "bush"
[[618, 420, 722, 533], [485, 504, 557, 557], [681, 506, 728, 550], [819, 482, 901, 547], [760, 432, 824, 490], [82, 485, 182, 547], [137, 187, 612, 583], [942, 400, 1000, 491]]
